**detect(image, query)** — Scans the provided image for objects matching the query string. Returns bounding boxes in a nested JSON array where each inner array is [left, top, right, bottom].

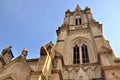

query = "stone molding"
[[57, 40, 64, 42], [31, 71, 46, 80], [51, 69, 63, 80], [67, 28, 90, 36], [63, 65, 101, 73], [103, 65, 120, 70]]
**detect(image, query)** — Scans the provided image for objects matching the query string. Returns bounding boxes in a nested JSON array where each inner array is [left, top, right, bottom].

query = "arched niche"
[[64, 37, 97, 65]]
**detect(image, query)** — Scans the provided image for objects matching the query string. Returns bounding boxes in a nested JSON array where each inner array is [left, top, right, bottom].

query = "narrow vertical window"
[[82, 44, 89, 63], [75, 19, 78, 25], [73, 45, 80, 64], [75, 16, 82, 25], [79, 18, 82, 24]]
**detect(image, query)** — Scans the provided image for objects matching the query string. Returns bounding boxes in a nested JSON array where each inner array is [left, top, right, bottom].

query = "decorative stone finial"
[[2, 46, 12, 55], [21, 48, 28, 58], [75, 5, 81, 12], [8, 46, 12, 49], [66, 9, 71, 13], [85, 6, 89, 10]]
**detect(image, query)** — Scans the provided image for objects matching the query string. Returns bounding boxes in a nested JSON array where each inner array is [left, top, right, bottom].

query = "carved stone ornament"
[[21, 48, 28, 58], [2, 46, 12, 55]]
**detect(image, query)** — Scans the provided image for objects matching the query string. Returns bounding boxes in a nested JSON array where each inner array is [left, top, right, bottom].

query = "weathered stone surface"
[[0, 5, 120, 80]]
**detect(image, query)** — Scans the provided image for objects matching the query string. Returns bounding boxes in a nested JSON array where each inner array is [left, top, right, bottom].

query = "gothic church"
[[0, 5, 120, 80]]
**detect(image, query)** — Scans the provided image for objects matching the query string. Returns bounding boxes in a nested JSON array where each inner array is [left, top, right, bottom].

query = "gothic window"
[[79, 18, 82, 24], [75, 16, 82, 25], [82, 44, 89, 63], [75, 19, 78, 25], [73, 45, 80, 64], [73, 44, 89, 64]]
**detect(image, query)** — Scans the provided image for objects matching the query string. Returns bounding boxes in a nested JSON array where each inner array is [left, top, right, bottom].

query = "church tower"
[[56, 5, 116, 80], [1, 5, 120, 80]]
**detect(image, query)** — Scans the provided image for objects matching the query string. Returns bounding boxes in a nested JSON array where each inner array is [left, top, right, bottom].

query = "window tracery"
[[73, 44, 89, 64], [82, 44, 89, 63], [73, 45, 80, 64]]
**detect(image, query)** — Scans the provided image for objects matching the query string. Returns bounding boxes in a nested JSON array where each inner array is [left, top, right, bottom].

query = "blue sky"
[[0, 0, 120, 58]]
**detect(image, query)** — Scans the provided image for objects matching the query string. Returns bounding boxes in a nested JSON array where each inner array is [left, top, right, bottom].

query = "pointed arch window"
[[73, 45, 80, 64], [82, 44, 89, 63], [75, 16, 82, 25]]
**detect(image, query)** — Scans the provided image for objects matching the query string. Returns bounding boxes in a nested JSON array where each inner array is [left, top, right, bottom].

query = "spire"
[[75, 5, 81, 12]]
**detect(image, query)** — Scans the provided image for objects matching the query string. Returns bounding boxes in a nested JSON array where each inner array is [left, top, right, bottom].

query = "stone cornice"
[[67, 28, 90, 36], [94, 35, 103, 38], [26, 58, 39, 62], [51, 69, 63, 80], [31, 71, 42, 75], [89, 21, 102, 26], [63, 64, 102, 73], [102, 65, 120, 70], [31, 71, 46, 80], [51, 69, 61, 73], [64, 63, 99, 68], [57, 40, 64, 42]]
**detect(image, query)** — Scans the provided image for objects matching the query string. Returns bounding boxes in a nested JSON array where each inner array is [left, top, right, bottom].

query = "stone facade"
[[0, 5, 120, 80]]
